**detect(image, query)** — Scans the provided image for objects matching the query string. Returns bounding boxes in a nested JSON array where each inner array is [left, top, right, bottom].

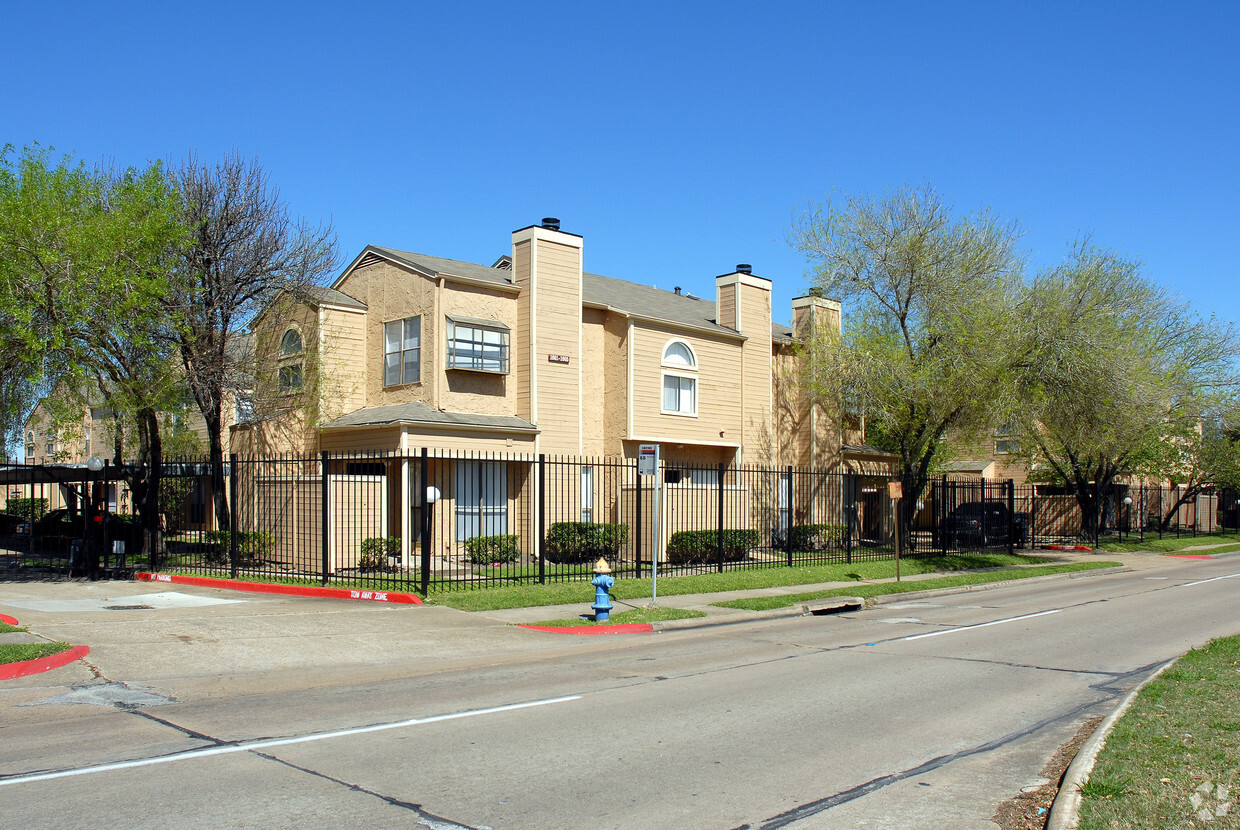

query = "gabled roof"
[[321, 401, 537, 434], [294, 284, 367, 310], [337, 245, 795, 341]]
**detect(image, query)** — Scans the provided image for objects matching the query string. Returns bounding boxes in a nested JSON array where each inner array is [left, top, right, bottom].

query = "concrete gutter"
[[1046, 659, 1177, 830]]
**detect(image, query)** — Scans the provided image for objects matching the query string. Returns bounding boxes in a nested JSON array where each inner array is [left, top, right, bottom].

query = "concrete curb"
[[135, 572, 423, 604], [1045, 659, 1177, 830], [0, 644, 91, 681], [518, 623, 655, 635]]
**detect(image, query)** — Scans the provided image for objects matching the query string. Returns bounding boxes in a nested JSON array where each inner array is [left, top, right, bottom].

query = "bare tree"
[[170, 152, 338, 530]]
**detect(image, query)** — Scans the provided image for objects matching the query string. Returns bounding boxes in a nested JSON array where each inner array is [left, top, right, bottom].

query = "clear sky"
[[3, 2, 1237, 329]]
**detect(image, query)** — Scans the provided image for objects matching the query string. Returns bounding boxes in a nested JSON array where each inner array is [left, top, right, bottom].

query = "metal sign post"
[[888, 481, 903, 582], [638, 444, 660, 604]]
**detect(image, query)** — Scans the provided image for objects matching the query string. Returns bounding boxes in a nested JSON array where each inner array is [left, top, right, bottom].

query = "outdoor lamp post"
[[1122, 496, 1133, 541]]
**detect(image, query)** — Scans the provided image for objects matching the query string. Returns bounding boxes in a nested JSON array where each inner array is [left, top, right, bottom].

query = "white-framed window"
[[581, 465, 594, 522], [454, 461, 508, 540], [661, 339, 698, 416], [46, 430, 55, 456], [384, 316, 421, 386], [26, 431, 34, 458], [447, 317, 510, 374], [278, 327, 304, 393]]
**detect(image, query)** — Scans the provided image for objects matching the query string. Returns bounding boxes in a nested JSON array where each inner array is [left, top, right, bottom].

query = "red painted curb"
[[1163, 554, 1213, 559], [518, 623, 654, 635], [0, 645, 89, 681], [135, 573, 422, 604], [1044, 545, 1094, 552], [0, 614, 18, 626]]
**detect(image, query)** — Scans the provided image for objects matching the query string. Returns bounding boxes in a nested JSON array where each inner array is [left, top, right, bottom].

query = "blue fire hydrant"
[[590, 558, 615, 622]]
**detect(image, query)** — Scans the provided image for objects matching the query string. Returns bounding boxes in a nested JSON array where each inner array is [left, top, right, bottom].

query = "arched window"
[[662, 341, 696, 369], [278, 327, 305, 393], [280, 328, 303, 356], [661, 339, 698, 416]]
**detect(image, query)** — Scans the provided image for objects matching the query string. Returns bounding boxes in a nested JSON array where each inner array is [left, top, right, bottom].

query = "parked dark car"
[[29, 509, 140, 551], [0, 512, 24, 535], [944, 501, 1029, 548]]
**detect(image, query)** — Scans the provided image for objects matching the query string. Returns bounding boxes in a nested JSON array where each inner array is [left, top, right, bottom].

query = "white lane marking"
[[1180, 573, 1240, 587], [897, 609, 1062, 642], [0, 695, 581, 787], [1144, 577, 1170, 580], [876, 617, 923, 624]]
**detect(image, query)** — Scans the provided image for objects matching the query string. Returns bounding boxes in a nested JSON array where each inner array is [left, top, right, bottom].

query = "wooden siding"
[[514, 239, 532, 423], [320, 307, 366, 421], [629, 323, 744, 444], [738, 283, 773, 464], [532, 239, 582, 454], [581, 308, 608, 455]]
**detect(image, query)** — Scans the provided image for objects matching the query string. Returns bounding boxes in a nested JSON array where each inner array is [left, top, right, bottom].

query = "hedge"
[[666, 529, 759, 565], [359, 536, 402, 570], [5, 498, 48, 521], [544, 522, 628, 564], [465, 534, 521, 565], [788, 523, 846, 551], [201, 530, 275, 566]]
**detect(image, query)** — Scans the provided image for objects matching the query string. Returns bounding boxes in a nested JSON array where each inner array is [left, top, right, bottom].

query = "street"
[[1, 555, 1238, 829]]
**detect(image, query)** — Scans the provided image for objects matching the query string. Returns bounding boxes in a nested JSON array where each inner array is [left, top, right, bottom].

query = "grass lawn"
[[1097, 531, 1240, 554], [713, 561, 1119, 611], [431, 552, 1061, 612], [0, 622, 25, 634], [1078, 634, 1240, 829], [0, 641, 73, 665], [527, 607, 707, 627]]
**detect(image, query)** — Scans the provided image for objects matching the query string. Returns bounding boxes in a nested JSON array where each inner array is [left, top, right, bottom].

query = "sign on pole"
[[638, 444, 660, 603]]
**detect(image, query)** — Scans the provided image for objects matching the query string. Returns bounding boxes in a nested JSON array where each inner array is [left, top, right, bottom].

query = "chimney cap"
[[541, 217, 560, 231], [674, 286, 682, 295], [736, 263, 752, 274]]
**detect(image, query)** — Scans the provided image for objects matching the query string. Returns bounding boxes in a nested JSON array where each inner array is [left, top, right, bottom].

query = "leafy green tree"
[[0, 144, 187, 564], [790, 184, 1025, 541], [1013, 243, 1240, 538]]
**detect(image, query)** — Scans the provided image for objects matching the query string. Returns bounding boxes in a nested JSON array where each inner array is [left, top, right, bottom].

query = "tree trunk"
[[132, 407, 164, 570], [205, 405, 231, 532]]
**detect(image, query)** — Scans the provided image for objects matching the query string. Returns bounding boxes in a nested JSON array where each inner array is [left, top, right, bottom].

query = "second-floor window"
[[447, 317, 510, 374], [278, 327, 304, 393], [661, 339, 698, 416], [384, 316, 421, 386]]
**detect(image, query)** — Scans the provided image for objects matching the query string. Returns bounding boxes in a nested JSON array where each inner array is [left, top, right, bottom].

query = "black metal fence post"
[[785, 466, 794, 567], [716, 462, 725, 573], [229, 453, 239, 579], [634, 458, 642, 579], [320, 450, 330, 586], [538, 454, 546, 585], [419, 448, 430, 596], [845, 474, 853, 565], [1007, 479, 1015, 554]]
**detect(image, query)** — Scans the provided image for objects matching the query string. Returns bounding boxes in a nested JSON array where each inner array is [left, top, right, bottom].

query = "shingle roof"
[[358, 246, 795, 341], [370, 247, 516, 288], [321, 401, 537, 433], [295, 284, 367, 309]]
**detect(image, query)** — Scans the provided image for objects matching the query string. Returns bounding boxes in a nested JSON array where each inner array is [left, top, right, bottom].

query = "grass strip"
[[1078, 634, 1240, 830], [1098, 531, 1240, 553], [430, 553, 1050, 612], [0, 641, 73, 665], [0, 622, 26, 634], [713, 561, 1118, 611], [528, 607, 707, 627]]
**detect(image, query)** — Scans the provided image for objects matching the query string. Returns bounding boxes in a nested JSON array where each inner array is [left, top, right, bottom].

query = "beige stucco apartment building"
[[236, 219, 884, 473]]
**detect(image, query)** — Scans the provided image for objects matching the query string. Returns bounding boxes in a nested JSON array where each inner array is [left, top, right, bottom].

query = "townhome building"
[[235, 218, 887, 472], [225, 219, 894, 569]]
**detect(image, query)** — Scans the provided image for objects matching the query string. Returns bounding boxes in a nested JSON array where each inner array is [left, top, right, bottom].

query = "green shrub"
[[6, 498, 48, 521], [788, 523, 846, 551], [201, 530, 275, 566], [666, 529, 759, 565], [465, 534, 521, 565], [545, 522, 628, 564], [358, 536, 401, 570]]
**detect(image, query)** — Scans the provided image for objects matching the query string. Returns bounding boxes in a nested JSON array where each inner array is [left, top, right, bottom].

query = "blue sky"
[[4, 2, 1237, 328]]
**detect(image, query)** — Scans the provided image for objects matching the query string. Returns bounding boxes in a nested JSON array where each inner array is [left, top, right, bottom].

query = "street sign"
[[638, 444, 658, 476]]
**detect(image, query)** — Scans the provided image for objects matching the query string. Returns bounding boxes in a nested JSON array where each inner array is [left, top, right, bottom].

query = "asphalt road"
[[1, 555, 1237, 829]]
